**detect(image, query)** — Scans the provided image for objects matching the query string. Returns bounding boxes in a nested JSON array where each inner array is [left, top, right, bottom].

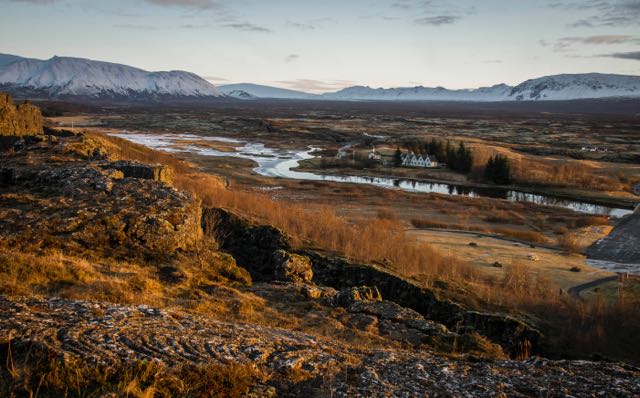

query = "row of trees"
[[398, 137, 513, 185]]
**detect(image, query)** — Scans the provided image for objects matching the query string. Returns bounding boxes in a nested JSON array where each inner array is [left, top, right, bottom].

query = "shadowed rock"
[[273, 250, 313, 283]]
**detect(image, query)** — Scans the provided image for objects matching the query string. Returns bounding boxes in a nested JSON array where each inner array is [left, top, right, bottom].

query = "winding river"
[[110, 132, 634, 218]]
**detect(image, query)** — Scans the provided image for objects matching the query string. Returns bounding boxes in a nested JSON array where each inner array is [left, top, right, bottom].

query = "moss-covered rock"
[[0, 92, 43, 136]]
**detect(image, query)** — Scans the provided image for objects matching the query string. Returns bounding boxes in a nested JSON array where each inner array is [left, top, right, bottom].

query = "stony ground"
[[2, 296, 639, 397]]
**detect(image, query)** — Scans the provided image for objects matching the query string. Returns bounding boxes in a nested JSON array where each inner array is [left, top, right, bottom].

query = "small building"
[[401, 152, 438, 168], [368, 146, 382, 161]]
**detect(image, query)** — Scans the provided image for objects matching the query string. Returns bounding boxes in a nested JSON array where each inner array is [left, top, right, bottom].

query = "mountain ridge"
[[1, 53, 639, 102], [0, 53, 222, 99]]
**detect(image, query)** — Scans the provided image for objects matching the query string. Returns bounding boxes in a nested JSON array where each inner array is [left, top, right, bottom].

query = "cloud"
[[603, 51, 640, 60], [542, 35, 640, 51], [7, 0, 57, 3], [202, 76, 228, 82], [274, 79, 357, 93], [222, 22, 270, 32], [180, 23, 211, 28], [285, 54, 299, 63], [414, 15, 460, 25], [285, 20, 315, 30], [113, 23, 159, 30], [555, 0, 640, 27], [144, 0, 218, 10]]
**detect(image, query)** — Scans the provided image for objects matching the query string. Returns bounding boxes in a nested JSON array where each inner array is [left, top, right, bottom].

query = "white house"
[[401, 152, 438, 168], [368, 146, 382, 161]]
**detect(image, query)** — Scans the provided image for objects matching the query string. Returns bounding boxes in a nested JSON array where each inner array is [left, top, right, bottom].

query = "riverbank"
[[295, 159, 637, 214]]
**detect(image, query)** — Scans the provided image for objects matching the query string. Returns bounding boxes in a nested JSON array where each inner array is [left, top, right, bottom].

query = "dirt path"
[[568, 275, 620, 299]]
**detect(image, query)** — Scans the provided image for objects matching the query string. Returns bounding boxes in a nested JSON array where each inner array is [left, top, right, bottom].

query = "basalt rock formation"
[[205, 207, 541, 358], [0, 92, 43, 136], [0, 132, 200, 261]]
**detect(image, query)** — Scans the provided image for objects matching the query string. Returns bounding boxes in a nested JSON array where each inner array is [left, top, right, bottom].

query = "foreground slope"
[[3, 295, 639, 397]]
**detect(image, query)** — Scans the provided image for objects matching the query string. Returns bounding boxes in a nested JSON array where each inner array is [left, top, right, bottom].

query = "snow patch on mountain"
[[321, 84, 513, 102], [0, 54, 221, 98], [218, 83, 314, 99], [508, 73, 640, 101]]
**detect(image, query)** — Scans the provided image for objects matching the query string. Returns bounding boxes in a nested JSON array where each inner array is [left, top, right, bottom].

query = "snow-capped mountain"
[[218, 83, 313, 99], [321, 84, 513, 102], [0, 53, 222, 98], [320, 74, 640, 102], [507, 73, 640, 101]]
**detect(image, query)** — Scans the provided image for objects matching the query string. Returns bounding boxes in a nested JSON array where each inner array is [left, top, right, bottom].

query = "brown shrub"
[[558, 233, 582, 254]]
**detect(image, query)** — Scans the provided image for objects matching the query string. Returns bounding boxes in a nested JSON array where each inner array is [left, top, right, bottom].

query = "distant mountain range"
[[0, 53, 221, 99], [229, 74, 640, 102], [1, 53, 639, 102], [218, 83, 313, 100]]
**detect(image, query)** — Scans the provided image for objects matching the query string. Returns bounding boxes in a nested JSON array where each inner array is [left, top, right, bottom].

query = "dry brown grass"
[[511, 157, 624, 191], [493, 228, 550, 244]]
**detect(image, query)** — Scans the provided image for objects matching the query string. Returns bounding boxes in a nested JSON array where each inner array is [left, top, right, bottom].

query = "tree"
[[456, 142, 473, 173], [445, 140, 457, 169], [393, 147, 403, 167], [484, 154, 512, 184]]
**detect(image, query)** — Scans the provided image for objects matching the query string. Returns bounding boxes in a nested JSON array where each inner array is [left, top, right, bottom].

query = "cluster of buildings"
[[400, 152, 438, 168], [365, 147, 439, 168]]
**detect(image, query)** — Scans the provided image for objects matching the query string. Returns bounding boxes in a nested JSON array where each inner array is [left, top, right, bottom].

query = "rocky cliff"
[[0, 92, 43, 136]]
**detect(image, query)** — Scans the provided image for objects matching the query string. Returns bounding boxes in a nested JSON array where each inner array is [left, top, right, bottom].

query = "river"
[[109, 132, 634, 218]]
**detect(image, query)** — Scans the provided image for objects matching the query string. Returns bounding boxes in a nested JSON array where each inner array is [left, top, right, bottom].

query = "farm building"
[[401, 152, 438, 168]]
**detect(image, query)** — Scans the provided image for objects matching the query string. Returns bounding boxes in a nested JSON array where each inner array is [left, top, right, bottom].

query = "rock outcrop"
[[204, 207, 541, 358], [0, 92, 43, 136], [0, 133, 201, 260], [306, 250, 542, 358], [202, 207, 291, 279], [586, 211, 640, 267], [109, 160, 174, 184]]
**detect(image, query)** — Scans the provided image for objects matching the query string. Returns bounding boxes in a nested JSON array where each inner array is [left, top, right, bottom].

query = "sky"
[[1, 0, 640, 93]]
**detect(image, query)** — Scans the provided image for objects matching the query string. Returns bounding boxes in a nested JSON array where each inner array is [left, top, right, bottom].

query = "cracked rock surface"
[[1, 296, 638, 398]]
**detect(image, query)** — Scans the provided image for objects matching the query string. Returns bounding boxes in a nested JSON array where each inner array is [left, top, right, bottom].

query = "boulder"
[[272, 250, 313, 284], [333, 286, 382, 307]]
